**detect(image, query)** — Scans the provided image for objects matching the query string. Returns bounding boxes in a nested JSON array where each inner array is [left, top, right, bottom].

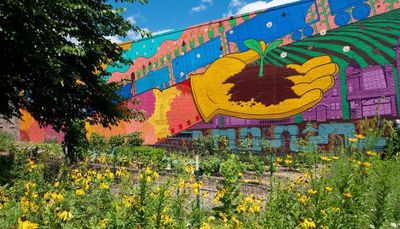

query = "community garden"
[[1, 117, 400, 229]]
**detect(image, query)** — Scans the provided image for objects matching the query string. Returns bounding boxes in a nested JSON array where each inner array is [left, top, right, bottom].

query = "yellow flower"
[[332, 156, 339, 160], [99, 183, 110, 190], [238, 172, 243, 177], [296, 218, 316, 229], [355, 134, 364, 139], [324, 186, 333, 192], [366, 151, 377, 156], [320, 209, 327, 215], [202, 191, 209, 198], [54, 181, 60, 188], [343, 192, 352, 199], [201, 223, 211, 229], [276, 157, 283, 163], [57, 210, 73, 221], [320, 156, 331, 162], [18, 216, 39, 229], [153, 171, 159, 179], [178, 178, 185, 189], [100, 218, 109, 229], [192, 182, 203, 195], [331, 207, 340, 212], [298, 195, 309, 204], [307, 189, 317, 195], [361, 161, 372, 167], [123, 195, 135, 207], [185, 165, 194, 174], [75, 189, 85, 196], [285, 159, 293, 165], [348, 138, 358, 143]]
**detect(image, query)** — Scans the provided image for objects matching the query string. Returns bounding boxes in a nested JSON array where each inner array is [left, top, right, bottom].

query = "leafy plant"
[[126, 132, 144, 147], [243, 39, 282, 77]]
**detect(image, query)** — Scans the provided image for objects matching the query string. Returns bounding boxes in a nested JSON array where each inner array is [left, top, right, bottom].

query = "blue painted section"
[[272, 125, 299, 151], [327, 0, 368, 15], [327, 0, 371, 26], [239, 127, 262, 151], [226, 0, 320, 51], [135, 67, 170, 94], [192, 131, 204, 139], [116, 83, 133, 99], [105, 30, 183, 78], [172, 37, 222, 83], [308, 123, 355, 148], [211, 128, 237, 150]]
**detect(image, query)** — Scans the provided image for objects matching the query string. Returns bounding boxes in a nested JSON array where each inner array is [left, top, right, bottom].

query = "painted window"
[[362, 70, 387, 90], [362, 98, 392, 116]]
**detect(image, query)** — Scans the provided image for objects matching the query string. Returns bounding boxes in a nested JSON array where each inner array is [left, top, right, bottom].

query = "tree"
[[0, 0, 148, 162]]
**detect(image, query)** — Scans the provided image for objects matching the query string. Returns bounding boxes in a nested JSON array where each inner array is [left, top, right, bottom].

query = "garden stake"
[[195, 153, 201, 229], [112, 147, 118, 176]]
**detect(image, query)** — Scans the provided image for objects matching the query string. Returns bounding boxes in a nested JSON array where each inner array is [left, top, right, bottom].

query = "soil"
[[223, 64, 300, 107]]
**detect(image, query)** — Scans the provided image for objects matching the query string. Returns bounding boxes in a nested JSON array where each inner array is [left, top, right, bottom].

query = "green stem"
[[259, 58, 264, 77]]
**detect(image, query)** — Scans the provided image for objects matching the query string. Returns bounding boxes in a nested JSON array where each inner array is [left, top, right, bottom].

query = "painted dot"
[[157, 47, 160, 51], [229, 30, 234, 34], [196, 53, 201, 58], [320, 29, 327, 36], [280, 52, 287, 58], [144, 52, 147, 55], [343, 46, 351, 52], [135, 52, 139, 55], [151, 39, 155, 43], [266, 21, 273, 28], [219, 54, 223, 58], [204, 28, 208, 32], [142, 44, 146, 48], [173, 41, 177, 45], [181, 52, 185, 56], [164, 57, 167, 61], [180, 72, 184, 77]]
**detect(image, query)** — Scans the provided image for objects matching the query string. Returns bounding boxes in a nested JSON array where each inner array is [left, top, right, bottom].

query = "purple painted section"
[[222, 117, 294, 127], [303, 73, 343, 122], [346, 61, 397, 119]]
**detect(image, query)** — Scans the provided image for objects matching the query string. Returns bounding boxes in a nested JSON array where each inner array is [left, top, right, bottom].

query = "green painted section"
[[338, 64, 350, 120], [294, 114, 302, 123], [393, 67, 400, 114], [219, 115, 225, 128]]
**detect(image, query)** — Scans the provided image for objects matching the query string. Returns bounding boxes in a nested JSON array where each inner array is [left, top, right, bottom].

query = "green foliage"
[[192, 136, 218, 156], [383, 125, 400, 159], [0, 132, 15, 152], [89, 133, 108, 153], [213, 154, 245, 219], [131, 146, 165, 167], [108, 135, 125, 149], [200, 155, 221, 175], [0, 133, 15, 184], [126, 132, 144, 147], [0, 0, 148, 162], [63, 119, 88, 163]]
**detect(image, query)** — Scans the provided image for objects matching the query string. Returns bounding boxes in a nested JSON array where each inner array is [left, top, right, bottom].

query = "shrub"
[[108, 135, 125, 149], [126, 132, 144, 147]]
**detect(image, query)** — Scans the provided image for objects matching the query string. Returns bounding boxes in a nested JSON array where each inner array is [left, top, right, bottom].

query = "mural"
[[20, 0, 400, 151]]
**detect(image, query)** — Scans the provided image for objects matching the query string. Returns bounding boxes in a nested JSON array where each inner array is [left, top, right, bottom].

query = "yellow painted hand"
[[190, 41, 339, 122]]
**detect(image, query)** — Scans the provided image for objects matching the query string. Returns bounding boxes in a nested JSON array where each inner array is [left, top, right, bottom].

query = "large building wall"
[[20, 0, 400, 150]]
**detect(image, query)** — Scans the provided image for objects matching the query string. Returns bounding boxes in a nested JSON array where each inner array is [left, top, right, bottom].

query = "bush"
[[126, 132, 144, 147], [108, 135, 125, 148], [0, 132, 15, 152], [89, 133, 108, 153]]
